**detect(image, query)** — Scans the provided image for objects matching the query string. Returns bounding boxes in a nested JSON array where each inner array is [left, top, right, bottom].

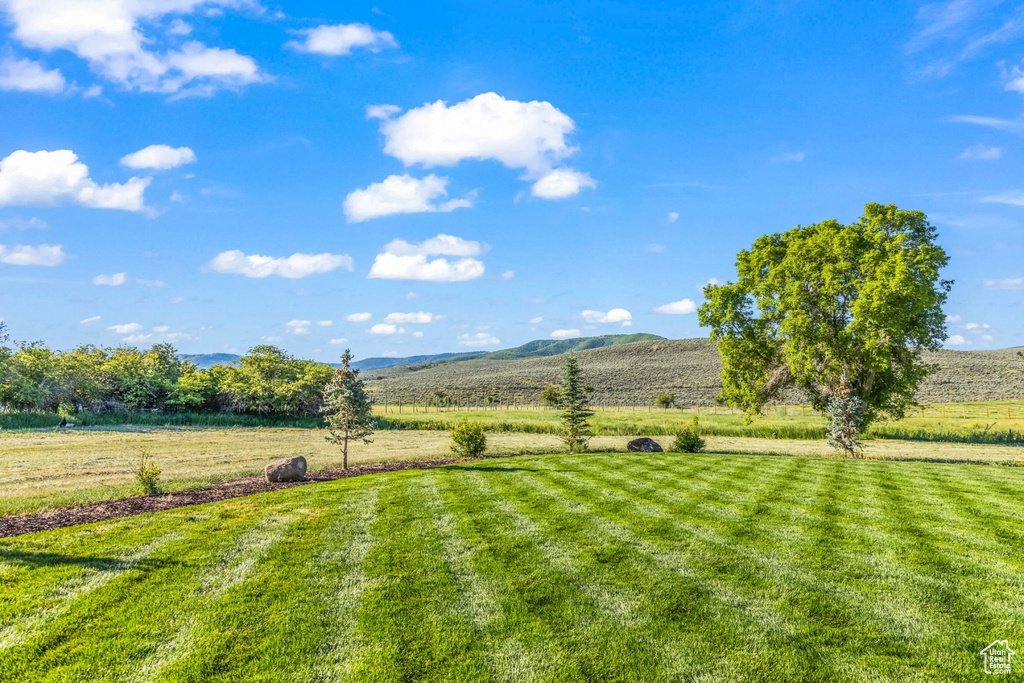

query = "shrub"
[[654, 393, 674, 409], [540, 386, 560, 406], [672, 417, 706, 453], [450, 422, 487, 458], [134, 449, 162, 496]]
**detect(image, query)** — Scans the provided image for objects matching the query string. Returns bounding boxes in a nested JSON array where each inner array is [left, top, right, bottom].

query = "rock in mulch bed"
[[0, 456, 493, 539]]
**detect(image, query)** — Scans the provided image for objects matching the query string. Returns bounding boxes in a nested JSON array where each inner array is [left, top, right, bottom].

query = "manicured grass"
[[1, 453, 1021, 681], [374, 400, 1024, 444]]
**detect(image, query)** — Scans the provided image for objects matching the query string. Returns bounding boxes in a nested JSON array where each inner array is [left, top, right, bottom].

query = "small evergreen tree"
[[655, 392, 675, 409], [322, 349, 374, 469], [559, 353, 593, 453]]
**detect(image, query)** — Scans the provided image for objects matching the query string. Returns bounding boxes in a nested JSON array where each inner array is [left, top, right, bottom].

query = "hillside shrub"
[[672, 417, 706, 453], [655, 393, 674, 409], [450, 422, 487, 458], [134, 449, 162, 496]]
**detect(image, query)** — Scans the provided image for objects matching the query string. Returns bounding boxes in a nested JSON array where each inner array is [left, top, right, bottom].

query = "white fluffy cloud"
[[0, 57, 65, 93], [582, 308, 632, 324], [317, 320, 332, 327], [93, 272, 126, 286], [945, 314, 962, 323], [458, 332, 500, 347], [1, 0, 265, 96], [958, 144, 1001, 160], [343, 174, 474, 223], [286, 319, 311, 335], [551, 329, 581, 339], [983, 277, 1024, 289], [946, 334, 968, 346], [108, 322, 142, 334], [208, 250, 353, 278], [531, 168, 596, 199], [382, 234, 484, 257], [374, 92, 577, 172], [502, 270, 515, 279], [329, 337, 348, 345], [368, 234, 485, 282], [80, 315, 101, 325], [369, 323, 403, 335], [0, 150, 149, 211], [287, 23, 397, 55], [384, 312, 441, 324], [654, 299, 698, 315], [668, 211, 680, 223], [120, 145, 196, 170], [0, 243, 65, 266], [345, 312, 372, 322], [529, 316, 543, 324]]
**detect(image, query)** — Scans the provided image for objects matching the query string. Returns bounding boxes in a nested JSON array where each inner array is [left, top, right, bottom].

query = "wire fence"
[[368, 395, 1024, 420]]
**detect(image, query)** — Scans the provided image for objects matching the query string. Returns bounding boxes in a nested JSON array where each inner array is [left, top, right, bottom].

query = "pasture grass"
[[1, 428, 1022, 517], [1, 453, 1022, 681], [373, 400, 1024, 445]]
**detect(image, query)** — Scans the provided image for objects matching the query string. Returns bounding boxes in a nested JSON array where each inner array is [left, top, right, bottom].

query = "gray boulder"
[[627, 437, 663, 453], [265, 456, 307, 483]]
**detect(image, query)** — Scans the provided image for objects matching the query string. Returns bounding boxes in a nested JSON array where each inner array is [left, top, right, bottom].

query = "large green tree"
[[559, 352, 594, 453], [322, 349, 375, 469], [698, 203, 951, 440]]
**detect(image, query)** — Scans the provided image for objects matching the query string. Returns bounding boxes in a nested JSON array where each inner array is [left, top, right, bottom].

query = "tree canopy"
[[697, 203, 951, 429]]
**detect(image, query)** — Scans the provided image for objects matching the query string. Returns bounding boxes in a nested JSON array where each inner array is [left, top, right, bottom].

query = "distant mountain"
[[351, 334, 667, 372], [181, 353, 241, 369], [483, 333, 665, 360], [180, 334, 667, 373], [352, 352, 483, 372]]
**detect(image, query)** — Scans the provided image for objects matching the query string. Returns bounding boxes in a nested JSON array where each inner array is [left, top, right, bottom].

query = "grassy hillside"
[[365, 338, 1024, 405], [351, 333, 665, 371], [1, 453, 1020, 680]]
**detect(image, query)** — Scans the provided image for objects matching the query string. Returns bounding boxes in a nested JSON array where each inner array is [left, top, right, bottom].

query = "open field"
[[374, 401, 1024, 444], [1, 453, 1022, 681], [365, 338, 1024, 405], [1, 427, 1022, 517]]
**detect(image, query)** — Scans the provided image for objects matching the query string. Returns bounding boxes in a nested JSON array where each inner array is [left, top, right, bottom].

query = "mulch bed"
[[0, 456, 492, 539]]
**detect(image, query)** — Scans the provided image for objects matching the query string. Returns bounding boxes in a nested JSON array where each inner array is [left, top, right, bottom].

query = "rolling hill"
[[363, 337, 1024, 406]]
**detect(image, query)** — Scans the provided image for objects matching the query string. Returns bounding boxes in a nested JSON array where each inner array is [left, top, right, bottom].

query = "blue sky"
[[0, 0, 1022, 361]]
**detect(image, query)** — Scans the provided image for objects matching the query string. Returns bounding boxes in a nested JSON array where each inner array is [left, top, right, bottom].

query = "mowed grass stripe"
[[343, 473, 489, 680], [528, 457, 940, 678], [439, 463, 698, 680], [0, 499, 291, 680], [566, 455, 1004, 655], [484, 457, 831, 680], [138, 487, 378, 682], [124, 506, 313, 682], [545, 455, 1022, 680]]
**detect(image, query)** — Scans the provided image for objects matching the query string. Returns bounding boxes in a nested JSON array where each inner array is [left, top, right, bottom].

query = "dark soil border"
[[0, 456, 501, 539]]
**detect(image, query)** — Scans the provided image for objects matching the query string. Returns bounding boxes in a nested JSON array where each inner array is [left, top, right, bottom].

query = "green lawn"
[[1, 453, 1022, 681]]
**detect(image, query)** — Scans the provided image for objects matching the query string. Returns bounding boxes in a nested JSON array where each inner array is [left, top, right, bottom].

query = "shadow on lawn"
[[0, 547, 178, 571]]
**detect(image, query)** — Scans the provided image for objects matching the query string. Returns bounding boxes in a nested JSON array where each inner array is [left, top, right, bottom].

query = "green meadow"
[[2, 452, 1021, 681]]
